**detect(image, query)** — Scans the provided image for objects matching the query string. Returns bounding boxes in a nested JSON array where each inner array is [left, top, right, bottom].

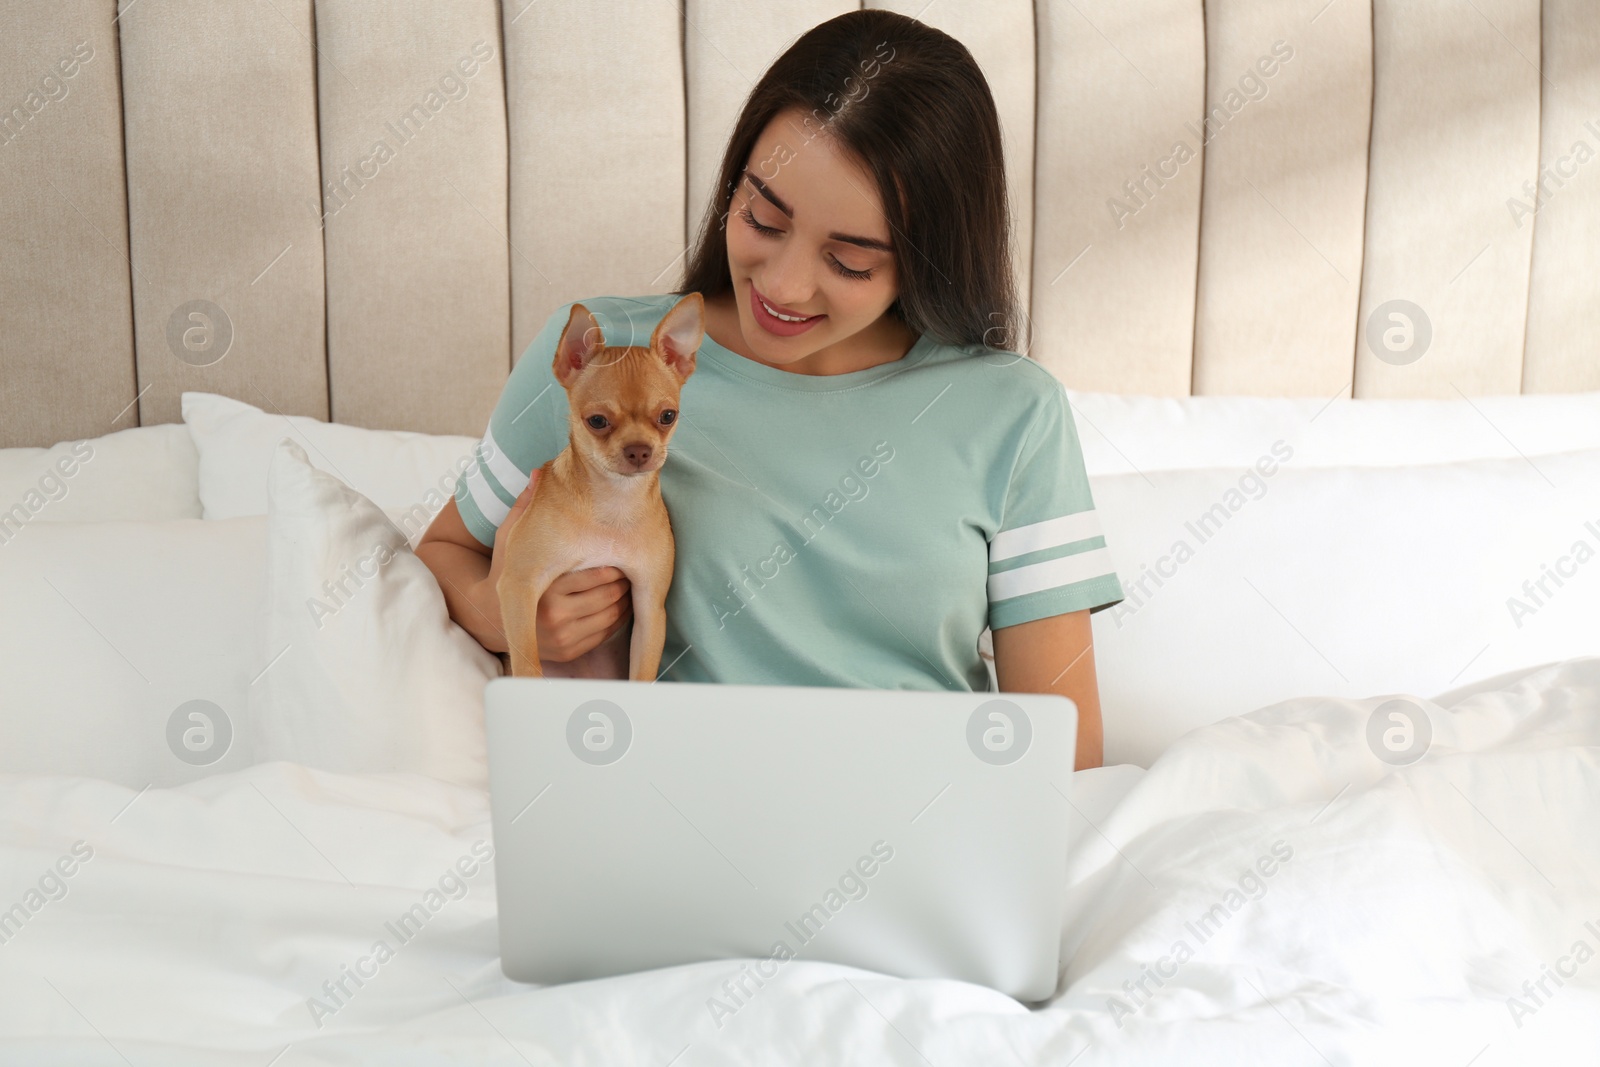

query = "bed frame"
[[3, 0, 1596, 449]]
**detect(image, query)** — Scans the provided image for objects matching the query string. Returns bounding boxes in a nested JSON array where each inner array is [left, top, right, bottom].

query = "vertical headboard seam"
[[1516, 0, 1546, 394], [680, 0, 692, 277], [1346, 0, 1379, 401], [309, 0, 334, 416], [112, 0, 141, 429], [495, 0, 514, 373], [1186, 0, 1210, 398]]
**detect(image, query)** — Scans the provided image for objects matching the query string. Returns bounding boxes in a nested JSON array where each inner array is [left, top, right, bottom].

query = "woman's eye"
[[586, 414, 608, 429], [660, 410, 677, 426], [830, 258, 874, 281], [738, 206, 781, 237]]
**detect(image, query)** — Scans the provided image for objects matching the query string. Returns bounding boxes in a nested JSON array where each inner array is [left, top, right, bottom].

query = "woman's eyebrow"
[[742, 170, 894, 253]]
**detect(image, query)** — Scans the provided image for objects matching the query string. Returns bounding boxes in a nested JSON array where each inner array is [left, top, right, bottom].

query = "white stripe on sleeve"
[[989, 509, 1103, 563], [482, 426, 532, 499], [987, 546, 1116, 603], [463, 451, 511, 528]]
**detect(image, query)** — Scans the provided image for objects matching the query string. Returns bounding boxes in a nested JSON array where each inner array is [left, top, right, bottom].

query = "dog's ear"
[[652, 293, 703, 382], [553, 304, 606, 385]]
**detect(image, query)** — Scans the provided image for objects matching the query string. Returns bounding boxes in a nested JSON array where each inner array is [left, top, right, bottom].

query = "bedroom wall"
[[2, 0, 1597, 449]]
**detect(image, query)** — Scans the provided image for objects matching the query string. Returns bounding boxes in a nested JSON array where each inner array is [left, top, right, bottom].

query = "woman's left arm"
[[991, 609, 1102, 771]]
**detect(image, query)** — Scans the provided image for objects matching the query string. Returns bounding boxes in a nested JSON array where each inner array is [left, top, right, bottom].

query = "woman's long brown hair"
[[676, 9, 1025, 354]]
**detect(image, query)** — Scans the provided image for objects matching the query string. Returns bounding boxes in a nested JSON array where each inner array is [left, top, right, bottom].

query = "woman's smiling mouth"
[[749, 284, 825, 336]]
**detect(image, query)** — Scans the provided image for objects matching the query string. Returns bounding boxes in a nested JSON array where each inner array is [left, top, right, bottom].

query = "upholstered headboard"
[[3, 0, 1596, 450]]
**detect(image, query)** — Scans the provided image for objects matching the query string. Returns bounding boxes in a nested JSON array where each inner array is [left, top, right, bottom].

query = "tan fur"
[[496, 294, 701, 681]]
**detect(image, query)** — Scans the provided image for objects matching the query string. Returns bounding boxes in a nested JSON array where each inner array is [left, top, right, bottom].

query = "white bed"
[[3, 393, 1598, 1063], [5, 665, 1597, 1063]]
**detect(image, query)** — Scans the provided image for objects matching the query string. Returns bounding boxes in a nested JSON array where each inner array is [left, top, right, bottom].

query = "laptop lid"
[[484, 677, 1076, 1002]]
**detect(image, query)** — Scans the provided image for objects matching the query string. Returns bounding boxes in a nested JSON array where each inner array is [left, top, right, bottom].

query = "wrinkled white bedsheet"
[[2, 659, 1597, 1065]]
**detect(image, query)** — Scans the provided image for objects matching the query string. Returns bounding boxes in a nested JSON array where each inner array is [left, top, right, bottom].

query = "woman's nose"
[[758, 236, 817, 309]]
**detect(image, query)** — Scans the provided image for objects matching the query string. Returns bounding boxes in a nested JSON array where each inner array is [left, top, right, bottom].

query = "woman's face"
[[722, 105, 905, 369]]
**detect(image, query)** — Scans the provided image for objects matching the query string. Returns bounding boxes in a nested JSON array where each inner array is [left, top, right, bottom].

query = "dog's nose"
[[623, 443, 653, 469]]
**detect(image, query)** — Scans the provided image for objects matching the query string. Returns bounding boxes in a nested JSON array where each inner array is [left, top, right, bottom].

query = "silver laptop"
[[484, 677, 1077, 1002]]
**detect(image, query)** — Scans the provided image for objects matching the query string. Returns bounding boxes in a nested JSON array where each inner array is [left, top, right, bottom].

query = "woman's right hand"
[[486, 470, 633, 663]]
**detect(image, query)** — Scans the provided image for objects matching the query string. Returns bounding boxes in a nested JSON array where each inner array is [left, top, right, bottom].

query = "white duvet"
[[2, 659, 1597, 1065]]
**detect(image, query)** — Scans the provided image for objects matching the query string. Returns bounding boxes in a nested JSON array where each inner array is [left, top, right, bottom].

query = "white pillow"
[[182, 392, 479, 543], [0, 517, 263, 786], [1068, 389, 1600, 476], [1090, 447, 1600, 766], [0, 423, 200, 533], [250, 438, 498, 787]]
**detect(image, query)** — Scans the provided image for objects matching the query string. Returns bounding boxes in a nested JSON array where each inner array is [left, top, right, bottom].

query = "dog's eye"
[[660, 410, 677, 426], [586, 415, 608, 430]]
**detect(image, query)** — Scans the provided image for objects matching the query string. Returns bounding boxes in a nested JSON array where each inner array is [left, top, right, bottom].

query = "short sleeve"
[[452, 303, 577, 547], [987, 380, 1124, 629]]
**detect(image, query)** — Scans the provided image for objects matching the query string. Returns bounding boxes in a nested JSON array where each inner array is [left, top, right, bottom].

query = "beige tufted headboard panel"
[[3, 0, 1597, 450]]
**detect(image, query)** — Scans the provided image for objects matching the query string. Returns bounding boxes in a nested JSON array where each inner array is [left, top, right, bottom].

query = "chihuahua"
[[496, 293, 701, 681]]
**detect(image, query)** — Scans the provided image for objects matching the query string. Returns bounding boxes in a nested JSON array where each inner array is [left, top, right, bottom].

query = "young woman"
[[417, 9, 1123, 768]]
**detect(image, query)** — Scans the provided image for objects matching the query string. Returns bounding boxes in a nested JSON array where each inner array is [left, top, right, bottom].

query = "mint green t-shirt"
[[454, 293, 1123, 692]]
